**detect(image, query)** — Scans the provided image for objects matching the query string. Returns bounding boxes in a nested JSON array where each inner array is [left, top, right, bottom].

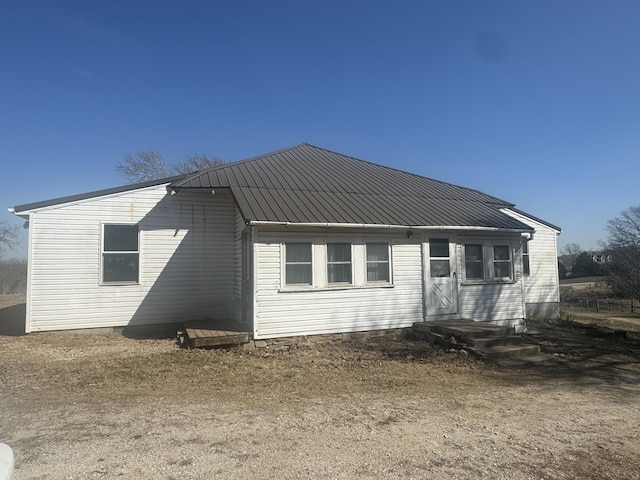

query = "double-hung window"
[[492, 245, 512, 280], [327, 243, 352, 285], [464, 244, 485, 280], [366, 243, 390, 283], [284, 242, 312, 286], [102, 224, 139, 283]]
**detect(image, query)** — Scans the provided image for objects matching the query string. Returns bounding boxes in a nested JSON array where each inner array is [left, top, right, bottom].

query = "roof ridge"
[[173, 143, 311, 187]]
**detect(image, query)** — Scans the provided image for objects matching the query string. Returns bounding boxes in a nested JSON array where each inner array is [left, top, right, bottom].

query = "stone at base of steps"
[[412, 320, 553, 365], [493, 353, 556, 367]]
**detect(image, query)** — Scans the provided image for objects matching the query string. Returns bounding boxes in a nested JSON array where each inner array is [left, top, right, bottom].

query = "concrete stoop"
[[412, 319, 553, 365]]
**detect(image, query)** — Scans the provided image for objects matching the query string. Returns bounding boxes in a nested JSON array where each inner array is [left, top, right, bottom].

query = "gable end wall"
[[25, 186, 236, 332]]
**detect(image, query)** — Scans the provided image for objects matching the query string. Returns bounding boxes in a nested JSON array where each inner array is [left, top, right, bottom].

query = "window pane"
[[366, 243, 388, 262], [367, 263, 390, 282], [286, 243, 311, 263], [466, 262, 484, 280], [493, 245, 510, 261], [494, 262, 511, 278], [522, 255, 530, 275], [328, 263, 352, 284], [103, 253, 139, 282], [104, 225, 138, 252], [327, 243, 351, 262], [430, 259, 450, 278], [286, 264, 312, 285], [465, 244, 483, 261], [429, 239, 449, 258]]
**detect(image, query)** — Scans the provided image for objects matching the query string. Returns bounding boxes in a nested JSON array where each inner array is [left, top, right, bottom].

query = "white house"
[[11, 144, 561, 337]]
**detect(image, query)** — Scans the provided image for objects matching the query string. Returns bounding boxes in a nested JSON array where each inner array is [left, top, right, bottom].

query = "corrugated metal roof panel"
[[172, 144, 534, 230]]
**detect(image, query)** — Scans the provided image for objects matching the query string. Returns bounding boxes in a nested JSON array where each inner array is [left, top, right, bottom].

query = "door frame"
[[423, 234, 459, 318]]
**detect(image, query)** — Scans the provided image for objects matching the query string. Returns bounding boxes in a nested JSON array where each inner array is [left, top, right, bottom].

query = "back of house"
[[11, 144, 561, 337]]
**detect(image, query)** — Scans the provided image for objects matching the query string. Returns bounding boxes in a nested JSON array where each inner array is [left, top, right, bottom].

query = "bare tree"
[[116, 151, 225, 183], [604, 205, 640, 299], [0, 221, 18, 259], [173, 154, 225, 175], [116, 151, 171, 183], [559, 243, 582, 272]]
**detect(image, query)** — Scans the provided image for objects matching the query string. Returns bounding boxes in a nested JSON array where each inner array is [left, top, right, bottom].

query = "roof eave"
[[246, 220, 534, 234], [13, 174, 189, 214]]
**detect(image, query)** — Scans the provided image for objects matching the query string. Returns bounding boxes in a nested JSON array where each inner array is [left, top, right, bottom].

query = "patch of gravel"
[[1, 305, 640, 479]]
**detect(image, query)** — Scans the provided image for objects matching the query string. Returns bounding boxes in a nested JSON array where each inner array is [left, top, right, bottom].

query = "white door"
[[426, 237, 458, 315]]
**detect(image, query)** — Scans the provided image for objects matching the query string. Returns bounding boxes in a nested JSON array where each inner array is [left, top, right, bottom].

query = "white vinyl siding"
[[254, 231, 422, 339], [234, 206, 245, 323], [502, 209, 561, 318], [24, 186, 237, 332]]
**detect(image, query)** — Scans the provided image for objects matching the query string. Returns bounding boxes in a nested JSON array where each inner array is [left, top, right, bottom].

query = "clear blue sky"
[[2, 0, 639, 258]]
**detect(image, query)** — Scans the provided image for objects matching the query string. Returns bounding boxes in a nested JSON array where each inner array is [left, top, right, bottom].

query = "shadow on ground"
[[121, 322, 182, 340], [0, 303, 26, 336]]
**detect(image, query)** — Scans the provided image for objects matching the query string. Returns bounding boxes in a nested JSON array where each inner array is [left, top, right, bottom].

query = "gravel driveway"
[[1, 299, 639, 479]]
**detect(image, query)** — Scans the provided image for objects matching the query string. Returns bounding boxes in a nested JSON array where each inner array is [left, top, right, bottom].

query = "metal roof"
[[13, 174, 188, 214], [172, 144, 534, 231]]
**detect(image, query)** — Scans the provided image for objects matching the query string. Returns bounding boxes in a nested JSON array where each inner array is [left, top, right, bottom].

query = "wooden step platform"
[[178, 319, 251, 348]]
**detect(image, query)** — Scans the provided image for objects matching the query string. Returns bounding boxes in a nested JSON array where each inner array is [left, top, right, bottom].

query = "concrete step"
[[494, 353, 556, 367], [466, 335, 525, 348], [423, 323, 513, 340], [471, 344, 541, 360]]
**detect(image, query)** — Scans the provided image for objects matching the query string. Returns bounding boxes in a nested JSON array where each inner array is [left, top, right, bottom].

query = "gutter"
[[246, 220, 533, 234]]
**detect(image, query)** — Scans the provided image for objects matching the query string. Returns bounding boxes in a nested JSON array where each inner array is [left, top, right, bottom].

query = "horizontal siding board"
[[503, 209, 560, 307], [254, 232, 423, 339], [27, 186, 238, 331]]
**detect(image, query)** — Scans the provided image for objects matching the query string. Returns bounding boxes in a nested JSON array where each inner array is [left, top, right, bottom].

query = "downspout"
[[24, 212, 33, 333]]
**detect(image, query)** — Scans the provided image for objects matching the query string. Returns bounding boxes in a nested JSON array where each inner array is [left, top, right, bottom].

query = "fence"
[[564, 297, 639, 314]]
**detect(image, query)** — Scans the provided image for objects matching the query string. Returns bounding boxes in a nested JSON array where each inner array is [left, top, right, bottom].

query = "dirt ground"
[[1, 295, 640, 480]]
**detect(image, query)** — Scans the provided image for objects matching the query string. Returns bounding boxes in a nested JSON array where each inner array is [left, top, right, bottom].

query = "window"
[[464, 242, 515, 282], [366, 243, 390, 282], [429, 239, 451, 278], [464, 244, 484, 280], [327, 243, 352, 284], [102, 224, 139, 283], [522, 241, 530, 275], [493, 245, 512, 279], [285, 243, 312, 285]]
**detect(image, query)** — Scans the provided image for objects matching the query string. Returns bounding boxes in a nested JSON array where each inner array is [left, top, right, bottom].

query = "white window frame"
[[462, 240, 515, 284], [326, 242, 354, 286], [101, 223, 140, 285], [522, 240, 531, 276], [279, 239, 394, 291], [283, 241, 314, 287], [365, 242, 392, 284]]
